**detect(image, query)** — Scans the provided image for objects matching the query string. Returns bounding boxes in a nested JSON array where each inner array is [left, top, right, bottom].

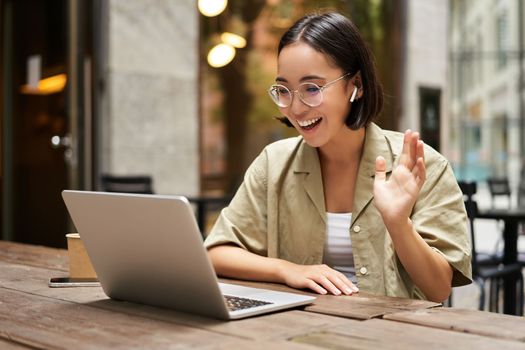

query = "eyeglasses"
[[267, 73, 350, 108]]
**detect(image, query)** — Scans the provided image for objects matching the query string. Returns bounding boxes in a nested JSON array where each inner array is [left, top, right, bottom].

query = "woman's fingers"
[[399, 130, 412, 167], [400, 130, 421, 170], [375, 156, 387, 183], [336, 271, 359, 293], [415, 157, 426, 187], [305, 279, 327, 295], [316, 275, 342, 295], [319, 265, 358, 295], [331, 275, 358, 295], [289, 264, 359, 296], [410, 141, 426, 188], [314, 268, 358, 295], [416, 139, 425, 161], [409, 132, 420, 167]]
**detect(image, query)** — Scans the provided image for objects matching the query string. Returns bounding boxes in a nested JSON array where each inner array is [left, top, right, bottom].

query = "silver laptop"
[[61, 190, 315, 320]]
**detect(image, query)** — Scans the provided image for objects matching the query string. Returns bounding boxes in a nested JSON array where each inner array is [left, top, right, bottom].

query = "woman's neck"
[[318, 127, 366, 165]]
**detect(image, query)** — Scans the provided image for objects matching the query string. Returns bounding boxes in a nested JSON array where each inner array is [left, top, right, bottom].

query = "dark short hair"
[[275, 12, 383, 129]]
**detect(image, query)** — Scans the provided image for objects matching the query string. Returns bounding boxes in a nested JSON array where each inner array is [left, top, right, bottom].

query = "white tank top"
[[323, 212, 356, 284]]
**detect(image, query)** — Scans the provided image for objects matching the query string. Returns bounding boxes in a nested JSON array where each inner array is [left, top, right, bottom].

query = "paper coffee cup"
[[66, 233, 97, 278]]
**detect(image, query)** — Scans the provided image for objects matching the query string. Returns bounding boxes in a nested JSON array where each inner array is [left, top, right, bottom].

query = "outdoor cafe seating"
[[487, 177, 512, 208], [486, 176, 525, 265], [101, 174, 154, 194], [459, 181, 524, 314]]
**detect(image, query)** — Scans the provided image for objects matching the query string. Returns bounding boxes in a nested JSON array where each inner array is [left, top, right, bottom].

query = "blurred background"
[[0, 0, 524, 249]]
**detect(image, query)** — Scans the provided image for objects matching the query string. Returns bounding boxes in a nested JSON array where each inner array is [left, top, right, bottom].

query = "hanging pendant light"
[[220, 32, 246, 48], [198, 0, 228, 17], [207, 43, 236, 68]]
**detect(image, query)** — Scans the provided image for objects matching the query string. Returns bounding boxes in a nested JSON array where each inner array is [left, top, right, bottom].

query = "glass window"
[[496, 12, 508, 69], [490, 115, 508, 177]]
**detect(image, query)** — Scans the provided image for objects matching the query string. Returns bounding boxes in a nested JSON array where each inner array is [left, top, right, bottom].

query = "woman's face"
[[276, 42, 356, 148]]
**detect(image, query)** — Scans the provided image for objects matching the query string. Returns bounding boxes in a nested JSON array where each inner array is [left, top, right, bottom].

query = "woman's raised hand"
[[373, 130, 426, 226]]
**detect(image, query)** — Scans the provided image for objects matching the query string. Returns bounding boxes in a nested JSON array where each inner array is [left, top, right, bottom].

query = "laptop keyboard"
[[224, 295, 273, 311]]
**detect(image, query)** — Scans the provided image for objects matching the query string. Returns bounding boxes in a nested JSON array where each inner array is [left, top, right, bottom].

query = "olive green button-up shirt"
[[204, 123, 472, 300]]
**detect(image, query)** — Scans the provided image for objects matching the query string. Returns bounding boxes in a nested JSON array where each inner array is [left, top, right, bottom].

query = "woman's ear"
[[350, 87, 358, 102], [348, 71, 363, 101]]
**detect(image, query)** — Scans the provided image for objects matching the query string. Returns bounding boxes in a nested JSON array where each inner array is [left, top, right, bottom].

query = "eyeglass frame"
[[267, 72, 352, 108]]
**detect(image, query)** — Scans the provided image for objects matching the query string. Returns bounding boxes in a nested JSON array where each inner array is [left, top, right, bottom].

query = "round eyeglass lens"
[[268, 85, 291, 107], [298, 83, 322, 107]]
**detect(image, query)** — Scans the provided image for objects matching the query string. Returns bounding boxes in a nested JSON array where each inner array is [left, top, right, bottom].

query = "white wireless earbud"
[[350, 86, 358, 102]]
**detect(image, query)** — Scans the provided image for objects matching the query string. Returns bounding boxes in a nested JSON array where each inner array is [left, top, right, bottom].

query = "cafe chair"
[[186, 194, 233, 235], [459, 181, 524, 314], [487, 177, 512, 208], [100, 174, 154, 194], [459, 181, 502, 266], [518, 179, 525, 208], [516, 179, 525, 266], [486, 177, 512, 259]]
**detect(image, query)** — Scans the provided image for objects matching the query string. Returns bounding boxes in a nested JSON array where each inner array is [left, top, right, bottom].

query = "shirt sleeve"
[[203, 150, 269, 256], [411, 157, 473, 287]]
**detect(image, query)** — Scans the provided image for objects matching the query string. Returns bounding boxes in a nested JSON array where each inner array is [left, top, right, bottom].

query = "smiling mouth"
[[297, 117, 322, 130]]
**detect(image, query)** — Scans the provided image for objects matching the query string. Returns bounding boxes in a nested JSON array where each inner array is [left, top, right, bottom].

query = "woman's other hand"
[[276, 260, 358, 295], [208, 245, 358, 296]]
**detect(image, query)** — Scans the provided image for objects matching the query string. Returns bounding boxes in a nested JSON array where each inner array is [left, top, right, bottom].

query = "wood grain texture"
[[221, 278, 440, 319], [383, 308, 525, 342], [0, 241, 439, 319], [0, 261, 357, 342], [291, 318, 525, 350], [4, 242, 523, 349], [2, 287, 314, 350], [0, 241, 68, 271], [0, 288, 228, 349], [0, 338, 35, 349]]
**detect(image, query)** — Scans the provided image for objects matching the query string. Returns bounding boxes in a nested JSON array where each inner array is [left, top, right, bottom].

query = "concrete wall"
[[403, 0, 449, 156], [100, 0, 199, 195]]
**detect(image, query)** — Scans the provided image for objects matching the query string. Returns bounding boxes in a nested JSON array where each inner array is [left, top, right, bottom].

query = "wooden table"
[[477, 207, 525, 315], [1, 240, 525, 349]]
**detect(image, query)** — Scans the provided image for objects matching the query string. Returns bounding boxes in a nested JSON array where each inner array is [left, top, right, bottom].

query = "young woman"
[[204, 12, 472, 302]]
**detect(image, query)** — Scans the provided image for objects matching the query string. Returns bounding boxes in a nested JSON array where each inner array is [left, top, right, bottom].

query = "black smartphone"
[[48, 277, 100, 287]]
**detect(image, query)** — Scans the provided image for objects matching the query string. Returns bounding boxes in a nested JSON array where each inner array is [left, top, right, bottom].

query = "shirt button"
[[353, 225, 361, 233], [360, 266, 368, 275]]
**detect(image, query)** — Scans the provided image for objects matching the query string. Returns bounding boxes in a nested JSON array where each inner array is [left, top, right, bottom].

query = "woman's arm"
[[208, 244, 359, 296], [205, 144, 358, 297], [374, 130, 453, 302], [381, 218, 453, 302]]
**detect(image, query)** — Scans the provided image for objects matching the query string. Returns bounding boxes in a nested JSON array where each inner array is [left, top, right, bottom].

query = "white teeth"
[[297, 117, 321, 127]]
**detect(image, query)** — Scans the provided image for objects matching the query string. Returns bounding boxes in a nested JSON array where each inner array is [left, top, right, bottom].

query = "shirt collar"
[[292, 122, 397, 224], [292, 122, 396, 176], [360, 122, 395, 177]]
